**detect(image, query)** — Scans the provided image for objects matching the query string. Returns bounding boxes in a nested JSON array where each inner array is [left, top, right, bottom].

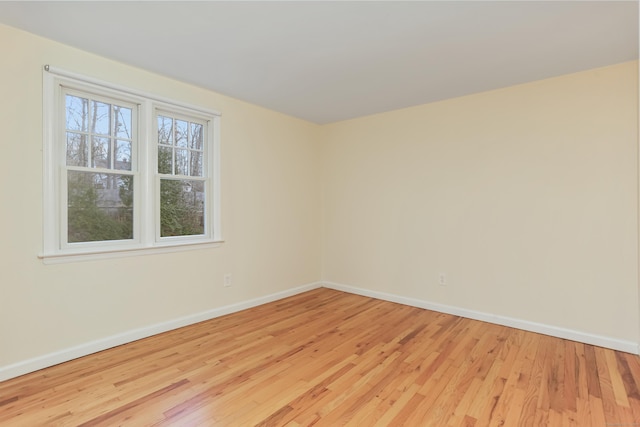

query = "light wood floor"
[[1, 288, 640, 426]]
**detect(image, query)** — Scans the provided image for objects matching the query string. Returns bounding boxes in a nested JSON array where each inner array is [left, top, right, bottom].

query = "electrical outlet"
[[439, 273, 446, 286], [224, 273, 232, 287]]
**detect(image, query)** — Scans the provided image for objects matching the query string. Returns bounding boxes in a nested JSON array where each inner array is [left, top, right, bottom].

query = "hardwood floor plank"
[[583, 343, 603, 399], [1, 288, 639, 426]]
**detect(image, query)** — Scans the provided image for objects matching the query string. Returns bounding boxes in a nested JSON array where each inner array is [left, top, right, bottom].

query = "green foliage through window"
[[160, 179, 204, 237], [67, 172, 133, 242]]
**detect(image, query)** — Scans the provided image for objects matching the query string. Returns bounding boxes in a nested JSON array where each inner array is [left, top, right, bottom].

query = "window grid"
[[157, 114, 205, 178], [64, 91, 136, 172]]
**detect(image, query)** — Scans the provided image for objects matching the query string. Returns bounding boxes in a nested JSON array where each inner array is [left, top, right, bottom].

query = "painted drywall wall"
[[0, 24, 322, 371], [1, 21, 638, 379], [321, 61, 639, 345]]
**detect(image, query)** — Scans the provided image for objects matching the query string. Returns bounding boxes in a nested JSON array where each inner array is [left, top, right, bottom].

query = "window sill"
[[38, 240, 225, 264]]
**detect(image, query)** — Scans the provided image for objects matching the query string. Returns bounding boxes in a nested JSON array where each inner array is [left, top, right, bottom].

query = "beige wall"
[[1, 21, 638, 377], [322, 61, 639, 344], [0, 24, 322, 369]]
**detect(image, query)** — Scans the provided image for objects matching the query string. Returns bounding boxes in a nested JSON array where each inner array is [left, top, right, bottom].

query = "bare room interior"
[[0, 1, 639, 425]]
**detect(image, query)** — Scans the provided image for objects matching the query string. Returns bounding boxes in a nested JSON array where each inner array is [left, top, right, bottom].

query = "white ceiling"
[[0, 1, 637, 124]]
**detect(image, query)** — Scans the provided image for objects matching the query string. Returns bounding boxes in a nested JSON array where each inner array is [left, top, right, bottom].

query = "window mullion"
[[59, 167, 68, 251], [86, 101, 93, 169], [110, 104, 115, 170], [139, 99, 154, 247]]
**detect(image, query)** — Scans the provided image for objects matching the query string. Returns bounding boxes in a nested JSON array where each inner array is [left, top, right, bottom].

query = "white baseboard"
[[3, 279, 636, 383], [0, 281, 323, 382], [322, 281, 640, 355]]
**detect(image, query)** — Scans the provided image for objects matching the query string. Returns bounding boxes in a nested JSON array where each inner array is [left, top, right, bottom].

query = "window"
[[42, 66, 221, 262], [156, 113, 207, 238]]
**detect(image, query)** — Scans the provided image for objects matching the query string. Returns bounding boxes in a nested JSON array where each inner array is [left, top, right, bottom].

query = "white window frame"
[[41, 66, 222, 263]]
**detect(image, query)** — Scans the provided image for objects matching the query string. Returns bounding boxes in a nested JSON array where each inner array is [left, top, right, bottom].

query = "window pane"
[[158, 116, 173, 145], [91, 101, 111, 136], [67, 171, 134, 243], [175, 119, 188, 148], [158, 146, 173, 174], [160, 179, 204, 237], [115, 140, 131, 171], [114, 106, 132, 139], [190, 151, 203, 177], [66, 95, 88, 131], [92, 136, 111, 169], [176, 149, 189, 175], [190, 123, 203, 150], [66, 132, 88, 166]]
